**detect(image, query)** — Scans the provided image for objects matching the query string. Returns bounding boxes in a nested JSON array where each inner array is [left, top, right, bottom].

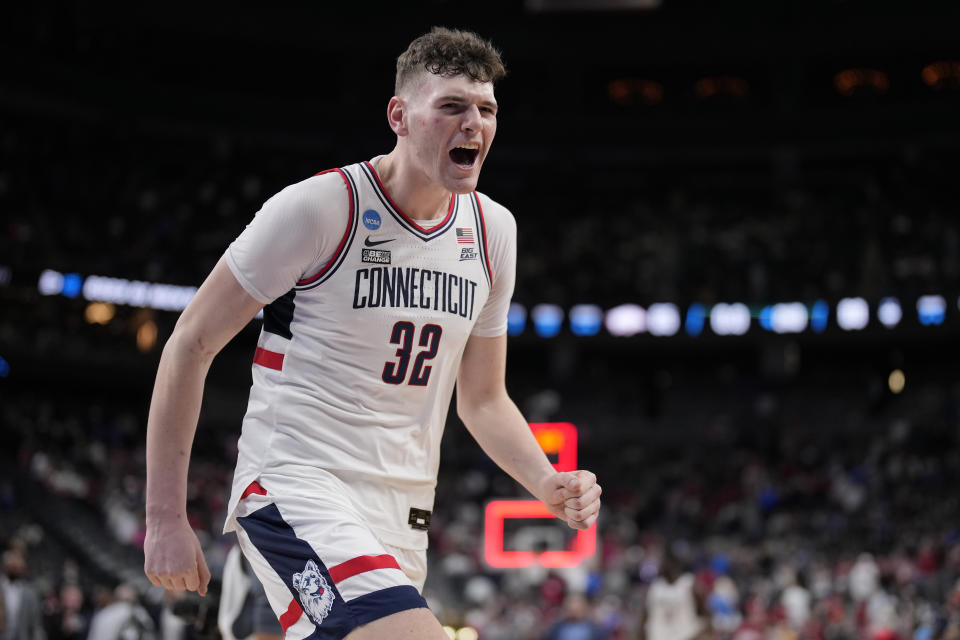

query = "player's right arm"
[[144, 256, 263, 594]]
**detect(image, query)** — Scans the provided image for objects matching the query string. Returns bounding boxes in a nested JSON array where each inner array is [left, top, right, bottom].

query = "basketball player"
[[143, 27, 601, 640], [643, 554, 704, 640]]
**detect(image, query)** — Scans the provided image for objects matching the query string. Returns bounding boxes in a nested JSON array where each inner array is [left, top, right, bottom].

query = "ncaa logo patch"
[[362, 209, 382, 230], [292, 560, 335, 625]]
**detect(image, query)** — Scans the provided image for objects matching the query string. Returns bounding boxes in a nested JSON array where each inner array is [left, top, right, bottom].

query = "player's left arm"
[[456, 333, 601, 529]]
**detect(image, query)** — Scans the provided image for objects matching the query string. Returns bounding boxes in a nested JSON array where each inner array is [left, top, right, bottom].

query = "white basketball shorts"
[[230, 475, 429, 639]]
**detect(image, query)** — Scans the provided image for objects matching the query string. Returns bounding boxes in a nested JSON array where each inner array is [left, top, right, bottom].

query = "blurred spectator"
[[642, 554, 702, 640], [779, 569, 811, 631], [542, 594, 607, 640], [53, 585, 85, 640], [217, 546, 281, 640], [0, 547, 45, 640], [707, 575, 742, 633], [217, 546, 250, 640], [850, 553, 880, 603], [86, 584, 155, 640]]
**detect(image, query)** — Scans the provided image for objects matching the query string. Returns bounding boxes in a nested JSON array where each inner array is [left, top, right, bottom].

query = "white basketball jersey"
[[646, 574, 703, 640], [223, 160, 516, 549]]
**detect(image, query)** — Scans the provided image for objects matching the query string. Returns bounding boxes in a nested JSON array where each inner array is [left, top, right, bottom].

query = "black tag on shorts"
[[408, 508, 431, 530]]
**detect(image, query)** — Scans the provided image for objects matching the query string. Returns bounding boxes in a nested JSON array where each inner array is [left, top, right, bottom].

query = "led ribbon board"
[[484, 422, 597, 569]]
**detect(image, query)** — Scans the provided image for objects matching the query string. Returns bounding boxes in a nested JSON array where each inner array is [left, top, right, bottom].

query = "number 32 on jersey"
[[381, 321, 443, 386]]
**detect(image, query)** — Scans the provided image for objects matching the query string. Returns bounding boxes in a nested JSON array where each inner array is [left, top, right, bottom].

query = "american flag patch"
[[456, 228, 474, 244]]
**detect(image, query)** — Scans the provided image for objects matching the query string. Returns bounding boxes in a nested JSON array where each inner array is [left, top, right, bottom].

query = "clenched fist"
[[539, 469, 602, 530], [143, 516, 211, 595]]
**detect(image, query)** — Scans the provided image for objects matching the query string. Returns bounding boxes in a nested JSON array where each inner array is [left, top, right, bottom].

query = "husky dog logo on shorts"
[[292, 560, 335, 624]]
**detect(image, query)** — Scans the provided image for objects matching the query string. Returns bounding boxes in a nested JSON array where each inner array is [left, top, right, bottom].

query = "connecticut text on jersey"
[[352, 267, 479, 319]]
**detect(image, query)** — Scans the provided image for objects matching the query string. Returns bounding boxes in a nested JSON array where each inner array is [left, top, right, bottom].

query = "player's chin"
[[446, 175, 480, 194], [445, 160, 483, 192]]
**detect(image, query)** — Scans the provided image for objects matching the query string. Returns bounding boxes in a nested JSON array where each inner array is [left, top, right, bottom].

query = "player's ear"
[[387, 96, 408, 136]]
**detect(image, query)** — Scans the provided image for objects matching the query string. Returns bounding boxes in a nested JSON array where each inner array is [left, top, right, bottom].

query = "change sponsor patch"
[[362, 249, 391, 264]]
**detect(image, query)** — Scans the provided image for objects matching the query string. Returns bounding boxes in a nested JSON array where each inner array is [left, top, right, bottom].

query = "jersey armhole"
[[471, 192, 494, 287], [295, 168, 359, 289]]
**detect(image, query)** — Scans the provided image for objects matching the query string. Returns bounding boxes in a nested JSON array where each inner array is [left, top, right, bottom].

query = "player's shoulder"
[[474, 190, 517, 235], [278, 169, 350, 201], [259, 169, 351, 219]]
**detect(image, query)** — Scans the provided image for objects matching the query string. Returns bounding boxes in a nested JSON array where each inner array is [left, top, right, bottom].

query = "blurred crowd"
[[4, 9, 960, 640], [3, 112, 959, 311], [3, 62, 959, 640], [423, 359, 960, 640], [2, 356, 958, 639]]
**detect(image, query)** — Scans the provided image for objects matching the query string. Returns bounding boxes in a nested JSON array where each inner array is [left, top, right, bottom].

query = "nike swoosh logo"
[[364, 237, 395, 247]]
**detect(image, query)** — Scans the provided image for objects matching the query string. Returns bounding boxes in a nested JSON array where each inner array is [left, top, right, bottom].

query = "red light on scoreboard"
[[484, 500, 598, 569], [483, 422, 597, 569], [531, 422, 577, 472]]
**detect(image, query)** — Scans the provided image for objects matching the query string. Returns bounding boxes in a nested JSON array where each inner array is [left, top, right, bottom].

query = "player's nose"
[[461, 105, 482, 131]]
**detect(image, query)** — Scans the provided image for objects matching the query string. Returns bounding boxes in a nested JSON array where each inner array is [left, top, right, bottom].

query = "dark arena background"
[[2, 1, 960, 638]]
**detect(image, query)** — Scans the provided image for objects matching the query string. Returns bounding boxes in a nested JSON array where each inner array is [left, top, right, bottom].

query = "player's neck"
[[374, 152, 451, 221]]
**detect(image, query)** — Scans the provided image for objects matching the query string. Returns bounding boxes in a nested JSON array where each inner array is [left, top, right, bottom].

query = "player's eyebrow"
[[436, 95, 498, 110]]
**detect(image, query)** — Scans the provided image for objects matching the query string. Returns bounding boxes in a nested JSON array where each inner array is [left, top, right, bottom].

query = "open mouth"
[[449, 144, 480, 168]]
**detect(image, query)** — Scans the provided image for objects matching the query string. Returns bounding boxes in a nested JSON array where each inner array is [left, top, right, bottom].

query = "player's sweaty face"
[[404, 72, 497, 194]]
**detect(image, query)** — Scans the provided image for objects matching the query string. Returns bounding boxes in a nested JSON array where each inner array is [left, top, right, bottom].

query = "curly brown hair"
[[395, 27, 507, 95]]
